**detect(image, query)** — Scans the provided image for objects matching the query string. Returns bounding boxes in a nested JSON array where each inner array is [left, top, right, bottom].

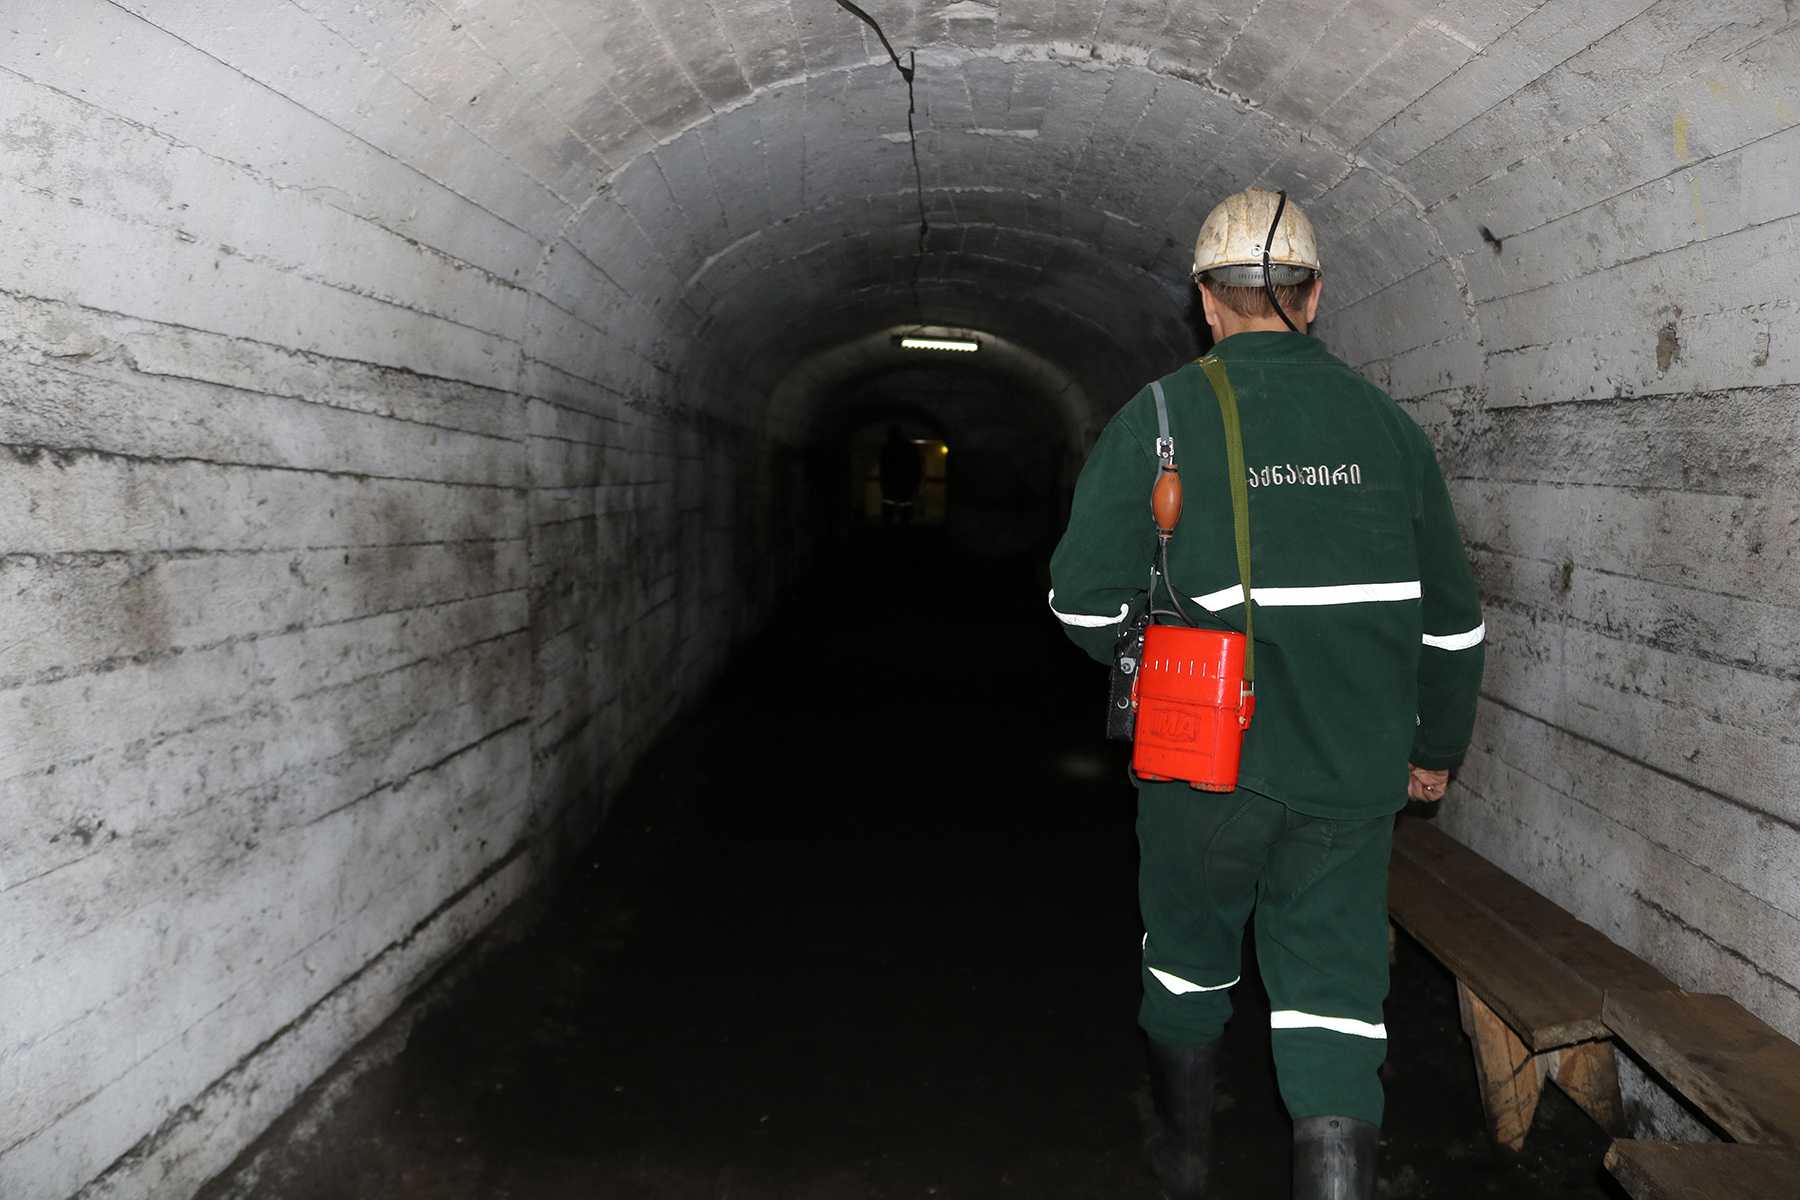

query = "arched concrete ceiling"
[[554, 3, 1474, 427], [25, 0, 1791, 441], [507, 0, 1783, 436]]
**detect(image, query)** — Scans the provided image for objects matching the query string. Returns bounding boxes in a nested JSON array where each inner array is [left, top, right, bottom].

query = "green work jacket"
[[1049, 331, 1485, 819]]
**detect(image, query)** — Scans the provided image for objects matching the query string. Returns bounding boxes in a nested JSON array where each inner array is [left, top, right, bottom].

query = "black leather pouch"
[[1106, 598, 1152, 741]]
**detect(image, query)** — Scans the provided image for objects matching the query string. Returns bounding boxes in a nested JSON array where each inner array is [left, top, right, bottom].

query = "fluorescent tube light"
[[897, 336, 980, 353]]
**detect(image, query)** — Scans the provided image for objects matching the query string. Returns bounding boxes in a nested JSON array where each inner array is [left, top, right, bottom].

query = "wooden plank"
[[1458, 982, 1548, 1151], [1547, 1040, 1626, 1135], [1394, 819, 1675, 996], [1389, 853, 1606, 1049], [1605, 1140, 1800, 1200], [1604, 990, 1800, 1147]]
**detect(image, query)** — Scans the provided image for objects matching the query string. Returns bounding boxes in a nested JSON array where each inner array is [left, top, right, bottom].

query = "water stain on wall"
[[1656, 323, 1681, 373]]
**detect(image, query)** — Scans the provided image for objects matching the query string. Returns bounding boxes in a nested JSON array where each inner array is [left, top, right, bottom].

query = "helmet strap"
[[1262, 190, 1301, 333]]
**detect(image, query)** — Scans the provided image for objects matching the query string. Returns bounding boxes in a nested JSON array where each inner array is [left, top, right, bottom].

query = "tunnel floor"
[[210, 531, 1625, 1199]]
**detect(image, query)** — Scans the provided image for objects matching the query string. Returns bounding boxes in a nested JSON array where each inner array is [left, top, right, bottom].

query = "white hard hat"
[[1192, 188, 1322, 287]]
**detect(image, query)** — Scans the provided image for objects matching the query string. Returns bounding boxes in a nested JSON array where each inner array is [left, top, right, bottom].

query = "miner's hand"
[[1408, 764, 1450, 803]]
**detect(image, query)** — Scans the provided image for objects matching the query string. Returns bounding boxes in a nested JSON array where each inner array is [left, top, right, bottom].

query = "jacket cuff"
[[1409, 744, 1466, 772]]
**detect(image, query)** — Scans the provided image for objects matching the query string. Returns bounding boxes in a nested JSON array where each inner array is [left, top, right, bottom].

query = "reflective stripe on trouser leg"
[[1255, 810, 1395, 1125], [1137, 785, 1285, 1046]]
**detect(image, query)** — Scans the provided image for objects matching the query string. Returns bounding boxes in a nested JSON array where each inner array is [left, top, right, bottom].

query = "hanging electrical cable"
[[830, 1, 930, 318], [829, 0, 911, 78], [1261, 190, 1300, 333]]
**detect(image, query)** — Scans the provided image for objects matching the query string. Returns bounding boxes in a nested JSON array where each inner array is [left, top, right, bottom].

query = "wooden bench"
[[1600, 989, 1800, 1198], [1388, 817, 1800, 1198], [1604, 1141, 1800, 1199], [1387, 817, 1677, 1150], [1603, 989, 1800, 1147]]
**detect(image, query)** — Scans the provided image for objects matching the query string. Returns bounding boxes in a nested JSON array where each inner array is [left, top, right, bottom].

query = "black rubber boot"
[[1146, 1038, 1220, 1200], [1292, 1115, 1379, 1200]]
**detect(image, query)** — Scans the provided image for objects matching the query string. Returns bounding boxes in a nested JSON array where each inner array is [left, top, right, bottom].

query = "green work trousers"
[[1137, 784, 1394, 1125]]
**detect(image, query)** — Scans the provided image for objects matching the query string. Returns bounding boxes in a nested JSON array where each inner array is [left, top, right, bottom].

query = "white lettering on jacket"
[[1247, 463, 1362, 488]]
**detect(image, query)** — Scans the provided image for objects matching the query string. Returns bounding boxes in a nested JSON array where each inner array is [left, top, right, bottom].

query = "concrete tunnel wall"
[[1, 0, 1796, 1193]]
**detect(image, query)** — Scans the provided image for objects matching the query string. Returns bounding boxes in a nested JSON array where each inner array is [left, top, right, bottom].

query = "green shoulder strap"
[[1197, 356, 1254, 685]]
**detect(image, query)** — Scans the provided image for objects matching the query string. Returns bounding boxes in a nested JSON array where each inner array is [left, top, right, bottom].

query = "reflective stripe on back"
[[1192, 581, 1422, 611]]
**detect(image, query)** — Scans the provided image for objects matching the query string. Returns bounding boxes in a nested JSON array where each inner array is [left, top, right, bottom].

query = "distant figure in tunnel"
[[1047, 188, 1485, 1200], [878, 424, 923, 525]]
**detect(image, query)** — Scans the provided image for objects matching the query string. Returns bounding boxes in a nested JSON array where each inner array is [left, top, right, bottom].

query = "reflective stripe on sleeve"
[[1047, 589, 1129, 627], [1422, 622, 1485, 651], [1149, 968, 1241, 995], [1193, 581, 1422, 611], [1269, 1010, 1388, 1039]]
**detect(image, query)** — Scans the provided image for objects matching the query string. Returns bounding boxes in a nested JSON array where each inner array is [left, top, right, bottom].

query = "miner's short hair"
[[1202, 279, 1318, 320]]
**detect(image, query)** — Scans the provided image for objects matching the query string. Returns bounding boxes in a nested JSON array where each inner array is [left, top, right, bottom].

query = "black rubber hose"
[[1157, 541, 1195, 627]]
